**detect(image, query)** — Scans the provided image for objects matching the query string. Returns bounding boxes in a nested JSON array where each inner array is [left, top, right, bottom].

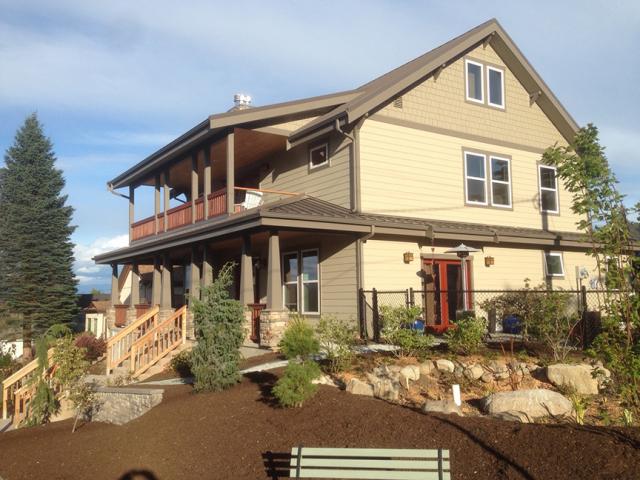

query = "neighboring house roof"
[[94, 194, 599, 264], [85, 300, 111, 313], [108, 18, 578, 190]]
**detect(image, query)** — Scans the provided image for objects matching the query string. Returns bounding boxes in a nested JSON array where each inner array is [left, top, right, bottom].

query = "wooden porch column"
[[226, 131, 234, 215], [190, 245, 201, 301], [163, 170, 170, 232], [154, 174, 161, 234], [130, 263, 140, 306], [203, 146, 211, 219], [128, 185, 135, 242], [161, 254, 172, 309], [239, 235, 253, 306], [202, 244, 213, 289], [110, 264, 119, 306], [191, 155, 198, 223], [152, 256, 162, 306], [266, 231, 283, 311]]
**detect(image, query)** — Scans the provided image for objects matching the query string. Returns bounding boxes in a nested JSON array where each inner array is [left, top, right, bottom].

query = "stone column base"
[[243, 309, 253, 344], [158, 308, 175, 322], [126, 307, 137, 324], [259, 310, 290, 349], [106, 307, 116, 331], [186, 309, 196, 340]]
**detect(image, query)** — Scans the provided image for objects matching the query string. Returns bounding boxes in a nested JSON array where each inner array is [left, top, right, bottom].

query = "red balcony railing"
[[130, 187, 296, 242]]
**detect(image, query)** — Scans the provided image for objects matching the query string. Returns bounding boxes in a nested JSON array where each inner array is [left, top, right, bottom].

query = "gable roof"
[[289, 18, 579, 144]]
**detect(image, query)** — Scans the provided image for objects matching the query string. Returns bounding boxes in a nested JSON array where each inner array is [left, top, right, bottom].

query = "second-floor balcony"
[[130, 186, 297, 242]]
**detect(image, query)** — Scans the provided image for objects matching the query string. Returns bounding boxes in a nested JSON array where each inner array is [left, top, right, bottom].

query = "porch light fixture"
[[484, 256, 495, 267], [445, 243, 480, 311], [403, 251, 414, 264]]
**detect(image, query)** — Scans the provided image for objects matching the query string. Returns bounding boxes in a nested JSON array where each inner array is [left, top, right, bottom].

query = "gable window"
[[282, 249, 320, 315], [544, 252, 565, 277], [490, 156, 511, 207], [487, 66, 505, 108], [539, 165, 559, 213], [309, 143, 329, 169], [465, 60, 484, 103], [464, 152, 487, 205]]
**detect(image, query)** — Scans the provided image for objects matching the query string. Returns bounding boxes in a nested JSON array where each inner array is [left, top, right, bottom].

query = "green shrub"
[[23, 337, 59, 427], [445, 316, 486, 355], [170, 349, 193, 377], [315, 316, 357, 373], [279, 316, 319, 360], [380, 305, 433, 357], [272, 360, 321, 408], [190, 263, 245, 392]]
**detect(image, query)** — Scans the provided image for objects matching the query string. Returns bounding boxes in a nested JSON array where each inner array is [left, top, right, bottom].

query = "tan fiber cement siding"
[[260, 130, 352, 208], [377, 44, 567, 149], [363, 239, 599, 292], [360, 119, 581, 231]]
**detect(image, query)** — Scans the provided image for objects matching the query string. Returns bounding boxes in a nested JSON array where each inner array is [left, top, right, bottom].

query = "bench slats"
[[291, 448, 449, 459], [289, 468, 451, 480], [291, 458, 450, 470]]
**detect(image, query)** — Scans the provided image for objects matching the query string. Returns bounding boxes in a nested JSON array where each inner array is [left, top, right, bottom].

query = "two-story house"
[[94, 18, 599, 348]]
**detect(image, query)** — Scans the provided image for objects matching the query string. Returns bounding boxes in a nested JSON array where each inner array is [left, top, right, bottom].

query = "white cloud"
[[73, 234, 128, 286]]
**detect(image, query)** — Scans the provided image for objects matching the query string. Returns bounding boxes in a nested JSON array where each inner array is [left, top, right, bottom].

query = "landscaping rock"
[[400, 365, 420, 382], [491, 411, 532, 423], [88, 387, 164, 425], [435, 359, 455, 373], [480, 372, 494, 383], [370, 377, 401, 402], [419, 361, 436, 376], [487, 360, 508, 374], [464, 364, 484, 381], [546, 364, 599, 395], [480, 389, 573, 421], [346, 378, 374, 396], [313, 374, 340, 388], [422, 400, 463, 416]]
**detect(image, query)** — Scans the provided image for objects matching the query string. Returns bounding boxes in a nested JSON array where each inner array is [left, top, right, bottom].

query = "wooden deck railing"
[[2, 348, 55, 422], [106, 306, 160, 375], [130, 187, 297, 242], [130, 306, 187, 377]]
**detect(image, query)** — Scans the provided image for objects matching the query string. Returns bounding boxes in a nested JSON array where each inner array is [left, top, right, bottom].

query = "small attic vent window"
[[393, 97, 403, 109]]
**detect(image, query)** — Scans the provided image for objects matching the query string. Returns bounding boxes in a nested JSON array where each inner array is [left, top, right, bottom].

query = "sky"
[[1, 0, 639, 292]]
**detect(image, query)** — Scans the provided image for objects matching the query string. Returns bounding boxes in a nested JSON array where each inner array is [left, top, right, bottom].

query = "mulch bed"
[[0, 369, 638, 480]]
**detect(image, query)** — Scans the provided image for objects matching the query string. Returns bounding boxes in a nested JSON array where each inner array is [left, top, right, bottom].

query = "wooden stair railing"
[[130, 306, 187, 377], [106, 305, 160, 375], [2, 348, 55, 422]]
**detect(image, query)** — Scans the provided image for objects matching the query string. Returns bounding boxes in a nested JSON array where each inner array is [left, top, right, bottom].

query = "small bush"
[[170, 349, 193, 377], [315, 316, 357, 373], [272, 360, 321, 408], [380, 305, 433, 358], [445, 316, 486, 355], [279, 316, 319, 360], [74, 332, 106, 362]]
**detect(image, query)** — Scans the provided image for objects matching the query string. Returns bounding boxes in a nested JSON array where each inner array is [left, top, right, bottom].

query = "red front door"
[[422, 258, 472, 333]]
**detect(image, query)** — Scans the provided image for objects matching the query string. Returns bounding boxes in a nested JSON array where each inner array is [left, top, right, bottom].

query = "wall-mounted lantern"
[[403, 251, 414, 264], [484, 256, 495, 267]]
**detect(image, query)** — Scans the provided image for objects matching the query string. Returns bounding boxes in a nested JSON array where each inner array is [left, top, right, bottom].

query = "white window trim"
[[489, 155, 512, 208], [464, 151, 488, 206], [538, 165, 559, 214], [282, 251, 299, 312], [544, 252, 565, 277], [300, 248, 320, 315], [465, 59, 484, 104], [486, 66, 505, 109], [309, 143, 329, 170]]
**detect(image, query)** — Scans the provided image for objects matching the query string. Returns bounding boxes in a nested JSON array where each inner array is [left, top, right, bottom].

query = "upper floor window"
[[465, 60, 484, 103], [465, 58, 505, 109], [539, 165, 559, 213], [487, 66, 505, 108], [309, 143, 329, 169], [464, 151, 512, 208]]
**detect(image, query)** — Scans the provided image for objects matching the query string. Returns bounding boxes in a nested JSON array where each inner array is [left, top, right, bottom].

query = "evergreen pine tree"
[[0, 114, 77, 356]]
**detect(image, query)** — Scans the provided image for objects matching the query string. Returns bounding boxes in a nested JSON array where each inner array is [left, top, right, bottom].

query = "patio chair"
[[240, 190, 264, 210]]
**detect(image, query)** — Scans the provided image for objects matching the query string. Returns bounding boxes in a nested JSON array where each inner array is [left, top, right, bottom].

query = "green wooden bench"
[[290, 446, 451, 479]]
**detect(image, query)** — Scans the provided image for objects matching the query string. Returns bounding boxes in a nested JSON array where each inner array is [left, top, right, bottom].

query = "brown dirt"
[[0, 370, 638, 480]]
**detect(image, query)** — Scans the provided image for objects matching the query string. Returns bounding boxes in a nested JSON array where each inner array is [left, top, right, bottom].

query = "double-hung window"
[[487, 66, 505, 108], [489, 156, 511, 208], [282, 249, 320, 315], [544, 252, 565, 277], [465, 60, 484, 103], [464, 152, 488, 205], [539, 165, 559, 213]]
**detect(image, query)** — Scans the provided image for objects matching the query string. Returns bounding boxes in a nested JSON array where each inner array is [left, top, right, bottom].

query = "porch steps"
[[135, 340, 196, 383]]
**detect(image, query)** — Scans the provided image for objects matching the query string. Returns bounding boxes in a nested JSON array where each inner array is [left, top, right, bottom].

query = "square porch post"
[[261, 230, 288, 348], [163, 170, 170, 232], [161, 253, 172, 313], [190, 245, 201, 301], [128, 185, 135, 242], [226, 131, 234, 215], [154, 174, 161, 234], [110, 263, 119, 306], [152, 256, 162, 306], [128, 262, 140, 323], [202, 243, 213, 289], [191, 155, 198, 224], [239, 235, 253, 307], [203, 146, 211, 219]]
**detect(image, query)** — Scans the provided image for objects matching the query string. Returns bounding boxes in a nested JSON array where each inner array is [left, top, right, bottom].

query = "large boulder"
[[346, 378, 374, 397], [481, 389, 573, 421], [422, 400, 463, 416], [400, 365, 420, 387], [464, 364, 484, 381], [436, 359, 455, 373], [419, 361, 436, 376], [546, 364, 599, 395], [369, 377, 401, 402]]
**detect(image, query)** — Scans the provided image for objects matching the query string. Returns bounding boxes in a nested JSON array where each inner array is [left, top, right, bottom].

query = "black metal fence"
[[358, 287, 619, 348]]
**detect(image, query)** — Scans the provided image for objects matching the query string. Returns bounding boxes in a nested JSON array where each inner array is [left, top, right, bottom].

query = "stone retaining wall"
[[88, 387, 163, 425]]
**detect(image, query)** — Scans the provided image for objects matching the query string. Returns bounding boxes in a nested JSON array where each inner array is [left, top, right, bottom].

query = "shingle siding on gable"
[[376, 44, 567, 150]]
